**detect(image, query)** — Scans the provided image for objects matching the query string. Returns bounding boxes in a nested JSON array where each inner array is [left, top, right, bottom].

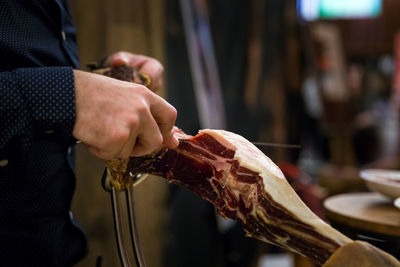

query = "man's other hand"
[[105, 51, 164, 92]]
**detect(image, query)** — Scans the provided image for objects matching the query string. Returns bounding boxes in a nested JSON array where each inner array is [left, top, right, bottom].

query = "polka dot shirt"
[[0, 0, 79, 156], [0, 67, 76, 152], [0, 0, 88, 265]]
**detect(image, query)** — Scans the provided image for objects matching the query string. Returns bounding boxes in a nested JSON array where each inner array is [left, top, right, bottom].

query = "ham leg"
[[106, 128, 352, 265]]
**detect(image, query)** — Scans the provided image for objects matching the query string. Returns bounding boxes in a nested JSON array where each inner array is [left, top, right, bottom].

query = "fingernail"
[[112, 57, 127, 66]]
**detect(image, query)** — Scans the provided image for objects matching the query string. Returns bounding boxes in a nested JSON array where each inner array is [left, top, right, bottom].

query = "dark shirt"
[[0, 0, 87, 265]]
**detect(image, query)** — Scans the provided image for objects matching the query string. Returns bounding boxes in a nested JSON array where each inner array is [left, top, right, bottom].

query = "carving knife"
[[180, 138, 301, 149], [251, 142, 301, 149]]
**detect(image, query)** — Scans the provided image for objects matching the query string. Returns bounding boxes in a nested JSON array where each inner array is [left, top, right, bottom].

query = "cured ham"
[[106, 128, 352, 265]]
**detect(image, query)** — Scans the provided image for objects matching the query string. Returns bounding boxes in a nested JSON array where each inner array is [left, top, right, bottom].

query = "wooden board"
[[324, 192, 400, 237]]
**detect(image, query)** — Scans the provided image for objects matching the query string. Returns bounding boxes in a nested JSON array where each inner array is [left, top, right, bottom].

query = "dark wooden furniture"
[[324, 192, 400, 259]]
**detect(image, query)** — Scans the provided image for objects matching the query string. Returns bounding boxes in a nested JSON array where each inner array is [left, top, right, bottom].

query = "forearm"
[[0, 67, 76, 154]]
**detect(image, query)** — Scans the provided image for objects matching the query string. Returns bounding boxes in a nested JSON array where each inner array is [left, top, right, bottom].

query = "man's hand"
[[104, 51, 164, 92], [72, 70, 178, 160]]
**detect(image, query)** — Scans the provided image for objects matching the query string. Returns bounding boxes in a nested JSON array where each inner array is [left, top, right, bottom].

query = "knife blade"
[[251, 142, 301, 149], [179, 139, 301, 149]]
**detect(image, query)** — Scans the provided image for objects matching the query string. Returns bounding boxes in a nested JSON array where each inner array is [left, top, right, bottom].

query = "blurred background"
[[69, 0, 400, 266]]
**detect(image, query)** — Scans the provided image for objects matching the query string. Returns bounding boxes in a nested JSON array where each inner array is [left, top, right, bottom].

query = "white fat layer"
[[200, 129, 351, 246]]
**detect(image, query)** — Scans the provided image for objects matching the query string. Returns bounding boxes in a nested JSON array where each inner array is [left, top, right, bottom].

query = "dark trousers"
[[0, 137, 87, 266]]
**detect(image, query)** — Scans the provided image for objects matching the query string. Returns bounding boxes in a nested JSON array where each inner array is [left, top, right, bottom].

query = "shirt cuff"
[[15, 67, 76, 143]]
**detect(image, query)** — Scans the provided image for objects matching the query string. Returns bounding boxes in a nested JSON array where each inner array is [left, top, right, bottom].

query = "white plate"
[[359, 169, 400, 199], [395, 197, 400, 210]]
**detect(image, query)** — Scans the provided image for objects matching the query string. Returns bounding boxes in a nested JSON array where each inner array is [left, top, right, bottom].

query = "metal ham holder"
[[94, 66, 150, 267], [102, 167, 149, 267], [102, 145, 300, 267], [100, 0, 225, 265]]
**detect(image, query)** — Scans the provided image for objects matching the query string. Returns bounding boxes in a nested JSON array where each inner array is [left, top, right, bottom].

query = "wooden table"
[[324, 192, 400, 259]]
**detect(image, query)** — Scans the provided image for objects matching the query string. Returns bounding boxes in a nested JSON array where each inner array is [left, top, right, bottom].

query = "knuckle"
[[135, 101, 150, 115], [169, 106, 178, 120], [135, 83, 148, 93], [149, 59, 163, 73], [115, 129, 130, 142], [134, 84, 151, 99], [163, 106, 177, 124], [158, 64, 164, 74]]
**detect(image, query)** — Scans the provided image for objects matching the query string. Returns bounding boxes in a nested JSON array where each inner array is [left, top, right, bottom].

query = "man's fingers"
[[150, 97, 177, 146], [116, 132, 138, 159], [163, 134, 179, 149], [130, 118, 163, 157], [106, 52, 130, 66], [106, 52, 144, 67], [111, 57, 128, 67], [139, 60, 164, 91], [106, 52, 164, 91]]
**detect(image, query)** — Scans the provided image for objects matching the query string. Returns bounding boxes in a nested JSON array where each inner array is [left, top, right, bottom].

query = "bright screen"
[[298, 0, 382, 21]]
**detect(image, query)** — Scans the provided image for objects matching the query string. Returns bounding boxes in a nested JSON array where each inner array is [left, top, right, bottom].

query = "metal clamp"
[[102, 169, 148, 267]]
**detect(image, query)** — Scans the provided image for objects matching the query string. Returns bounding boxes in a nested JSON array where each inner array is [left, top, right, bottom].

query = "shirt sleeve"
[[0, 66, 76, 153]]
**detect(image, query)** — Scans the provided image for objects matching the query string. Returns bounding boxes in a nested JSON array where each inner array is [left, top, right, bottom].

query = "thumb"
[[110, 53, 130, 67]]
